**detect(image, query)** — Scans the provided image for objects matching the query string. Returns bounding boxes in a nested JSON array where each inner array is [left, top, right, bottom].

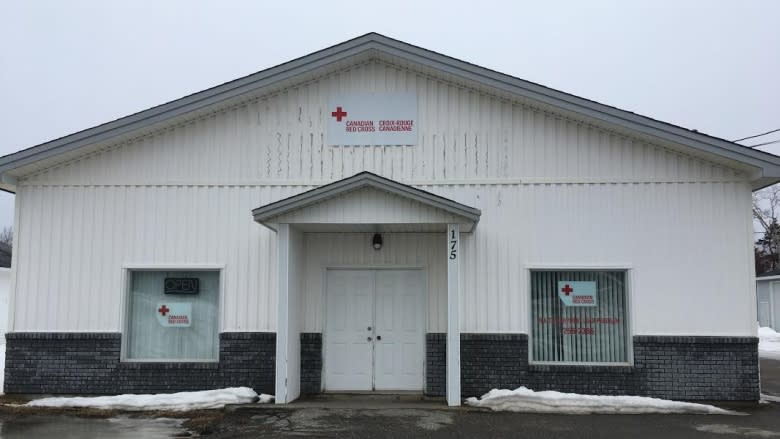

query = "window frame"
[[120, 264, 225, 363], [526, 265, 634, 367]]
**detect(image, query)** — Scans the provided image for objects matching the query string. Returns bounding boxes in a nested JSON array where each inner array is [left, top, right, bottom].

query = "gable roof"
[[252, 171, 481, 232], [2, 32, 780, 192]]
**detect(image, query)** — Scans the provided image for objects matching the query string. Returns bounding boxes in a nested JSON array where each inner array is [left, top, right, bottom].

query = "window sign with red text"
[[327, 93, 417, 146]]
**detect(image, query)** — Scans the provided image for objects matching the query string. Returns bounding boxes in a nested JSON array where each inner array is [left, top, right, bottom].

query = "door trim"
[[321, 267, 428, 392]]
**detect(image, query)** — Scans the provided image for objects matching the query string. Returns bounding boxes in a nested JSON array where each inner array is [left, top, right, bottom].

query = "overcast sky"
[[1, 0, 779, 231]]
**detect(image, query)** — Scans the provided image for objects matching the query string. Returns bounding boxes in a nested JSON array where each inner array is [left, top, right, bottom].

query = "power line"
[[733, 127, 780, 142], [746, 139, 780, 148]]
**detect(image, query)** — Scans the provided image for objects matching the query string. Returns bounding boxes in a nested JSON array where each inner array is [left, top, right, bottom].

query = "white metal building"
[[757, 272, 780, 330], [0, 34, 777, 404]]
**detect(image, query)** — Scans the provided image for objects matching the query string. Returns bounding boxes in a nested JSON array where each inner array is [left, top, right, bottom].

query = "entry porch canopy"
[[252, 172, 480, 406]]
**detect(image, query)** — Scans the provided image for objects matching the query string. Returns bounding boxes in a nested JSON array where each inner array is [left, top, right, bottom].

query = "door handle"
[[367, 336, 372, 341], [367, 326, 372, 331], [376, 335, 382, 341]]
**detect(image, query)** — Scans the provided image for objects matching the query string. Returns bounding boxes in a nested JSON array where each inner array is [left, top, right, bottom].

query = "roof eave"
[[0, 174, 17, 194], [0, 33, 385, 176]]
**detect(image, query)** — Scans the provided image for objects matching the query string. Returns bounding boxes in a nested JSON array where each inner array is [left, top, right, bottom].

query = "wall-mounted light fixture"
[[372, 233, 383, 250]]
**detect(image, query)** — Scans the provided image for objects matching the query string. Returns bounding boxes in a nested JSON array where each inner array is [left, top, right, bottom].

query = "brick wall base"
[[426, 333, 759, 401], [4, 332, 275, 394], [6, 331, 759, 401], [300, 333, 322, 394], [425, 333, 446, 396]]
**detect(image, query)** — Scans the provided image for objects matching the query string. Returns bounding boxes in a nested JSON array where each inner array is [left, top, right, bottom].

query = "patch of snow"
[[257, 393, 274, 404], [759, 327, 780, 360], [762, 394, 780, 403], [25, 387, 273, 411], [465, 387, 739, 415]]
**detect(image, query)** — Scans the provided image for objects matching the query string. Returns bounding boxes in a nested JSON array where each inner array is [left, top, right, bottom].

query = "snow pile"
[[25, 387, 273, 411], [466, 387, 737, 415], [759, 327, 780, 360], [762, 394, 780, 403]]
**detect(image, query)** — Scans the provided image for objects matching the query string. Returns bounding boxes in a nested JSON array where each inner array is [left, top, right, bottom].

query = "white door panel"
[[324, 270, 374, 391], [374, 270, 425, 391]]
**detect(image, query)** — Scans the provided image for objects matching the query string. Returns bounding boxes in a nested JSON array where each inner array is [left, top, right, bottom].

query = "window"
[[530, 270, 630, 364], [125, 269, 220, 361]]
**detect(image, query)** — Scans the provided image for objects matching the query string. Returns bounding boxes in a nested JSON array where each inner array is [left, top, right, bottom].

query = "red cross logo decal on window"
[[561, 284, 573, 296], [158, 305, 170, 316], [331, 106, 347, 122]]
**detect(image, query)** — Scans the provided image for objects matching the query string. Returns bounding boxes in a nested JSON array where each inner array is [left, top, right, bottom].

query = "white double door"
[[324, 269, 425, 391]]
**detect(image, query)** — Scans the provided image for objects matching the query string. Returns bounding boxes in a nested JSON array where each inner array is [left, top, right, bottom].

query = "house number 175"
[[449, 229, 458, 260]]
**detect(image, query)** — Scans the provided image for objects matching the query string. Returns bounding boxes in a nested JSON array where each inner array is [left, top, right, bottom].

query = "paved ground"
[[0, 415, 187, 439], [762, 358, 780, 396], [207, 403, 780, 438], [2, 360, 780, 438], [201, 359, 780, 438]]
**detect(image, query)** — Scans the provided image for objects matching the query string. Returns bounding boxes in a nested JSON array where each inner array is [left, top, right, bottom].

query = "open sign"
[[164, 278, 199, 295]]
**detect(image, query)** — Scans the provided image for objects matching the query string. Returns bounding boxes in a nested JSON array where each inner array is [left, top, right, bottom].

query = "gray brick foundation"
[[300, 333, 322, 394], [632, 335, 759, 401], [6, 331, 759, 400], [4, 332, 276, 394], [426, 333, 759, 401], [425, 333, 446, 396]]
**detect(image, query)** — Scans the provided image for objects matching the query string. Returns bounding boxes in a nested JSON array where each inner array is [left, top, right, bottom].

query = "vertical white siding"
[[433, 181, 754, 335], [9, 59, 755, 336], [11, 180, 754, 335], [12, 185, 289, 332]]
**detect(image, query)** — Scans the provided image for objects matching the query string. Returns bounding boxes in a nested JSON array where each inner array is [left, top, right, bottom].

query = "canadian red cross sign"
[[327, 93, 417, 146], [557, 281, 598, 307], [155, 302, 192, 327]]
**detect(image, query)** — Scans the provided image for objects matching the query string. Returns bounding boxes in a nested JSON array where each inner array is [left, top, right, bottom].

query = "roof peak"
[[2, 33, 780, 192]]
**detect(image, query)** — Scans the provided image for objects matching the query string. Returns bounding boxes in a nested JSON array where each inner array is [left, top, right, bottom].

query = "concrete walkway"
[[228, 393, 453, 411]]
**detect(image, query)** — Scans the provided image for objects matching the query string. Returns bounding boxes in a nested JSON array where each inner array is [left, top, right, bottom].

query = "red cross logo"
[[561, 284, 573, 296], [331, 106, 347, 122], [158, 305, 170, 316]]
